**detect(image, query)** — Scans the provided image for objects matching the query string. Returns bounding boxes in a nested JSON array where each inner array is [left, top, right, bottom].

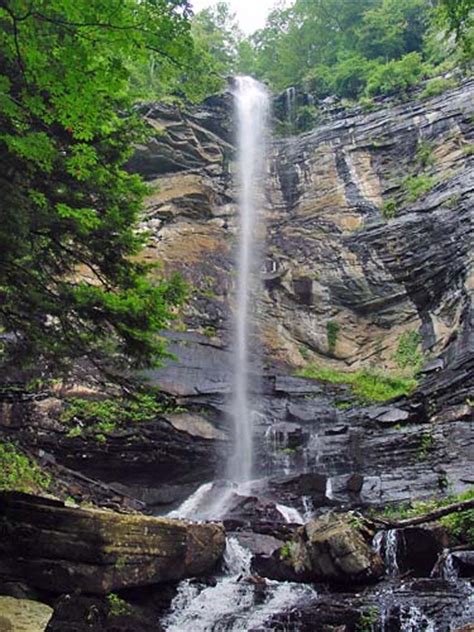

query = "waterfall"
[[163, 537, 317, 632], [230, 76, 269, 483], [286, 86, 296, 132], [373, 529, 401, 577]]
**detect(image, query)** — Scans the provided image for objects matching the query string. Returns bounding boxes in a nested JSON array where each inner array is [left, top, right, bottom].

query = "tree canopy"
[[200, 0, 472, 100], [0, 0, 215, 373]]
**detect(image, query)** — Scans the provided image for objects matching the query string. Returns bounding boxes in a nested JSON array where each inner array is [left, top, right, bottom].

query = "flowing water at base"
[[163, 538, 316, 632]]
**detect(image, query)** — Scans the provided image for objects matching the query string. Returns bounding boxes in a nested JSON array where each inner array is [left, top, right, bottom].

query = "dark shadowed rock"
[[451, 551, 474, 578]]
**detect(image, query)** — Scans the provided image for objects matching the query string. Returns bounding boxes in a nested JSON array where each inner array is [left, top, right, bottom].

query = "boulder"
[[163, 412, 227, 441], [45, 593, 164, 632], [254, 513, 384, 585], [0, 492, 225, 595], [0, 596, 53, 632], [234, 531, 283, 558], [398, 526, 449, 577], [451, 551, 474, 578], [303, 513, 384, 582]]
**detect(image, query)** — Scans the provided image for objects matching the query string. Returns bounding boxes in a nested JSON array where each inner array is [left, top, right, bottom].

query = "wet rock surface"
[[0, 83, 473, 631], [254, 512, 384, 585]]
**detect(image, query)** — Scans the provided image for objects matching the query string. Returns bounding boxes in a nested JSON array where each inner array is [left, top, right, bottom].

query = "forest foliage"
[[197, 0, 473, 100], [0, 0, 218, 374]]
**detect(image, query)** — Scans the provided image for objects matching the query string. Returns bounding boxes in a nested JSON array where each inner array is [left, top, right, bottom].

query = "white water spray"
[[230, 76, 269, 483]]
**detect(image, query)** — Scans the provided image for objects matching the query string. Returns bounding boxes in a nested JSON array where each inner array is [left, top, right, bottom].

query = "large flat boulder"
[[0, 596, 53, 631], [0, 492, 225, 595]]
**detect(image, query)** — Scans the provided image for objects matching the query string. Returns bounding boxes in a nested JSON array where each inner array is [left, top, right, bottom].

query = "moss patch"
[[60, 392, 184, 440], [0, 442, 51, 493]]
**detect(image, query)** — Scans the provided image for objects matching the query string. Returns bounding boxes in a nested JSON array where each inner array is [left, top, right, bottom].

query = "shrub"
[[296, 105, 321, 133], [356, 606, 379, 632], [366, 52, 426, 97], [107, 593, 131, 617], [329, 55, 375, 99], [359, 96, 377, 112], [418, 431, 435, 459], [393, 331, 423, 370], [419, 77, 457, 100], [381, 198, 397, 219], [326, 321, 340, 354], [415, 140, 435, 169], [0, 442, 50, 493], [279, 541, 297, 560], [401, 174, 438, 202], [462, 144, 474, 156], [441, 489, 474, 546]]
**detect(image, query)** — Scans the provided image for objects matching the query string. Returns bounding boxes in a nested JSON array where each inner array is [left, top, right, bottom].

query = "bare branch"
[[374, 499, 474, 530]]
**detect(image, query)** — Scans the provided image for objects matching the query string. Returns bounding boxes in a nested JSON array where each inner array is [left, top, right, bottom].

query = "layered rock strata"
[[130, 81, 473, 373]]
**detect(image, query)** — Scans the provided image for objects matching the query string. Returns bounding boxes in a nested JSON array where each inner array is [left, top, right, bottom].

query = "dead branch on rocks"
[[372, 498, 474, 529]]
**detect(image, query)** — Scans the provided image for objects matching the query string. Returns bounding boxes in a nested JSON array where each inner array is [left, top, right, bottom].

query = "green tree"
[[436, 0, 473, 59], [192, 1, 242, 77], [356, 0, 430, 61], [0, 0, 193, 374], [239, 0, 468, 102]]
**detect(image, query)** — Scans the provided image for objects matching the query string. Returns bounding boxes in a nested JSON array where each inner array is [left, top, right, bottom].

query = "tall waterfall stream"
[[230, 75, 269, 484]]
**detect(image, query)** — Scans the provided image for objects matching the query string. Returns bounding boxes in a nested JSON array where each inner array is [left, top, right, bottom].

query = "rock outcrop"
[[131, 81, 473, 375], [0, 492, 225, 595]]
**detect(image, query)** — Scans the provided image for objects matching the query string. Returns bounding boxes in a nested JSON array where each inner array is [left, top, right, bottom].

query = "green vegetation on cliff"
[[378, 488, 474, 545], [0, 442, 50, 493], [199, 0, 472, 103], [60, 392, 182, 439], [296, 365, 417, 403]]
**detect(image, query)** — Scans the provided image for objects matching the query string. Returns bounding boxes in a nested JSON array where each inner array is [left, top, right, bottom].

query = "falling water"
[[286, 86, 296, 132], [373, 529, 401, 577], [230, 76, 270, 483], [163, 537, 317, 632]]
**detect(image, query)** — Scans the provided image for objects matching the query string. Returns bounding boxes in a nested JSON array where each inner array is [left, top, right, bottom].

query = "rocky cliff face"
[[0, 84, 473, 632], [129, 80, 473, 373]]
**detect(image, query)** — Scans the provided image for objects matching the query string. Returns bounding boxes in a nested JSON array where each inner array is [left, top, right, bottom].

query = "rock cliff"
[[129, 80, 473, 373]]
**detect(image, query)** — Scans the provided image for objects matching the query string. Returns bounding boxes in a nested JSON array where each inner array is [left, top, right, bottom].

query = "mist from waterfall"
[[230, 76, 270, 483]]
